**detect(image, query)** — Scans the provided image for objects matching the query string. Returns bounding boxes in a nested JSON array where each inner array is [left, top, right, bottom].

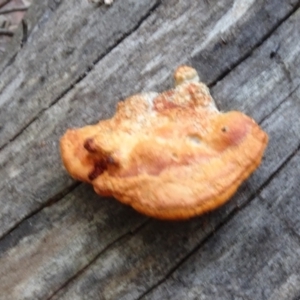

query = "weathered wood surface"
[[1, 0, 300, 299]]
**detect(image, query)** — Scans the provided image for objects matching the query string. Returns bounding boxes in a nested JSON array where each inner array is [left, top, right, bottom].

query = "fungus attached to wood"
[[60, 66, 268, 220]]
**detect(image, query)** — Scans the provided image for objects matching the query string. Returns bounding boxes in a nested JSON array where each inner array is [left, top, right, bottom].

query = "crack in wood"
[[136, 139, 300, 299], [0, 0, 162, 153], [1, 0, 296, 154], [208, 0, 300, 88], [0, 4, 30, 14], [20, 19, 28, 48], [273, 53, 294, 83], [20, 110, 300, 300], [46, 218, 151, 300], [0, 182, 80, 241], [259, 81, 300, 125], [0, 0, 49, 77], [0, 28, 13, 36], [0, 1, 299, 298], [0, 0, 10, 10]]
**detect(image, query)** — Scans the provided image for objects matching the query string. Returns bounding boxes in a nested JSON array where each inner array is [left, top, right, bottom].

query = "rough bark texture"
[[1, 0, 300, 299]]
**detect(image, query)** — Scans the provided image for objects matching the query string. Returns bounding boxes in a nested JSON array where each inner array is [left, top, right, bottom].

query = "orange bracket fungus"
[[60, 66, 268, 220]]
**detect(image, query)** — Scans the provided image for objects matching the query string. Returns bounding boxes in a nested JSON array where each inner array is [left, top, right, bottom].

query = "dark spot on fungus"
[[84, 138, 97, 153], [88, 160, 107, 181], [107, 156, 115, 164], [221, 126, 228, 132]]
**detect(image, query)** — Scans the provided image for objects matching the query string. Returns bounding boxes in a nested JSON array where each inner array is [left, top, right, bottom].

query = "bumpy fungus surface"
[[60, 66, 268, 220]]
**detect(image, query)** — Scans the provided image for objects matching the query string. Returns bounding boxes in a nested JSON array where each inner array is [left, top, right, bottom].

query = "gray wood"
[[143, 153, 300, 299], [0, 0, 160, 148], [1, 0, 300, 299], [0, 186, 146, 299], [143, 136, 300, 300], [45, 84, 300, 300], [0, 0, 297, 240], [0, 0, 49, 72]]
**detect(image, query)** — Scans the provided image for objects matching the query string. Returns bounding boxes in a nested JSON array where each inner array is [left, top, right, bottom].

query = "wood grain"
[[1, 0, 300, 299]]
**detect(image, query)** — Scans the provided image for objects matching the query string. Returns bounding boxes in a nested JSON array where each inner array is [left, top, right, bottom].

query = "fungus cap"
[[60, 66, 268, 220]]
